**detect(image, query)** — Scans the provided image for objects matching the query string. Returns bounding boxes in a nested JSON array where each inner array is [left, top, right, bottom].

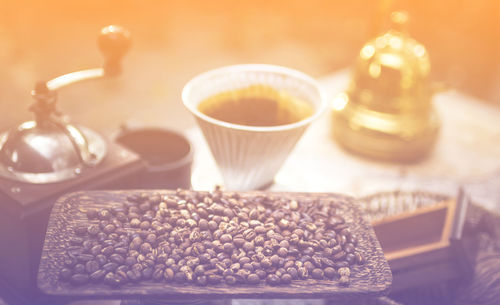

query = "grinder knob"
[[98, 25, 131, 76]]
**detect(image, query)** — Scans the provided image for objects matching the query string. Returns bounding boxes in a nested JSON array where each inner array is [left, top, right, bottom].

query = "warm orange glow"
[[0, 0, 497, 134]]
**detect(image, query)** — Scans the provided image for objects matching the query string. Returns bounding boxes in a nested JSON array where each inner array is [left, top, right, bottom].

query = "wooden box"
[[371, 193, 473, 292]]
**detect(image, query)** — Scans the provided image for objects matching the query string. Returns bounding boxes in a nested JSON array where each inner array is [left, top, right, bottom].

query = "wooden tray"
[[37, 190, 391, 300]]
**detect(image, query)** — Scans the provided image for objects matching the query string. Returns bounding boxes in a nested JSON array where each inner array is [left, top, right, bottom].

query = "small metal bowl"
[[115, 127, 193, 189]]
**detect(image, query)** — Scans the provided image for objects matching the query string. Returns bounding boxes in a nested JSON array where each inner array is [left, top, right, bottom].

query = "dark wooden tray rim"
[[37, 190, 392, 299]]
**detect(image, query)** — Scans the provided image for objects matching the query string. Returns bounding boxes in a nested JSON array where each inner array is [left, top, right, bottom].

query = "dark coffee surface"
[[197, 86, 314, 127], [116, 129, 191, 166]]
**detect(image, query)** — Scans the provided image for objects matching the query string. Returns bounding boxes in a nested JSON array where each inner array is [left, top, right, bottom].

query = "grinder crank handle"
[[43, 25, 131, 92]]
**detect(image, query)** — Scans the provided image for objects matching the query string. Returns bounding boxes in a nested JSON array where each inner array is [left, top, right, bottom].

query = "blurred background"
[[0, 0, 498, 133]]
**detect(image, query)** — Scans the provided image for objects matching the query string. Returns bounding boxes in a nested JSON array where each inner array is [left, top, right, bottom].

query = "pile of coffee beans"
[[59, 189, 364, 287]]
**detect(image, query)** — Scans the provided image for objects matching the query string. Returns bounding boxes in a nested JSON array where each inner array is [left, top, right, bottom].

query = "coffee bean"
[[249, 210, 259, 220], [89, 269, 106, 282], [255, 270, 267, 280], [254, 226, 266, 235], [277, 247, 288, 257], [242, 241, 254, 252], [332, 250, 347, 261], [281, 273, 292, 284], [139, 202, 150, 212], [198, 219, 209, 231], [104, 272, 120, 287], [103, 224, 116, 234], [324, 267, 337, 279], [311, 255, 322, 267], [254, 236, 265, 246], [225, 275, 237, 285], [116, 212, 128, 223], [142, 267, 153, 280], [279, 240, 290, 248], [223, 208, 235, 218], [59, 268, 72, 281], [321, 257, 335, 268], [346, 253, 356, 265], [266, 274, 280, 286], [73, 263, 85, 274], [339, 276, 350, 286], [311, 268, 324, 279], [89, 245, 101, 256], [140, 242, 152, 254], [77, 254, 94, 262], [85, 260, 99, 274], [140, 221, 151, 230], [101, 246, 114, 256], [242, 262, 253, 272], [286, 267, 298, 279], [330, 244, 342, 255], [304, 261, 314, 271], [91, 253, 102, 265], [127, 269, 142, 282], [246, 273, 259, 284], [270, 255, 280, 267], [208, 220, 218, 231], [109, 254, 125, 265], [152, 268, 164, 281], [229, 237, 244, 248], [115, 247, 127, 256], [97, 232, 107, 242], [64, 191, 363, 288], [223, 243, 235, 254], [164, 268, 175, 282], [190, 265, 203, 277], [338, 267, 350, 277], [207, 274, 222, 284], [344, 243, 355, 253], [337, 234, 347, 247], [220, 233, 232, 243], [124, 256, 136, 266], [70, 274, 89, 285], [243, 229, 256, 241], [196, 275, 207, 286], [298, 267, 308, 279], [334, 261, 349, 268], [327, 216, 344, 229], [101, 239, 114, 247], [278, 219, 289, 229], [130, 218, 141, 228], [234, 269, 250, 282]]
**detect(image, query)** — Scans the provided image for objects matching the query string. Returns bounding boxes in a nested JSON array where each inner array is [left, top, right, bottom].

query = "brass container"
[[332, 12, 440, 162]]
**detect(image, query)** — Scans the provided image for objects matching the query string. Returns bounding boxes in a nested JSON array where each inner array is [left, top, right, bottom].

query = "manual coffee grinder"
[[0, 25, 145, 304]]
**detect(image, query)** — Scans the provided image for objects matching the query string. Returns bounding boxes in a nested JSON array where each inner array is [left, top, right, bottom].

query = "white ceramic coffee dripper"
[[183, 64, 325, 190]]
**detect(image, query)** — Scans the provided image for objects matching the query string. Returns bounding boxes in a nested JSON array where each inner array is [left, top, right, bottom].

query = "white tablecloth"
[[187, 70, 500, 212]]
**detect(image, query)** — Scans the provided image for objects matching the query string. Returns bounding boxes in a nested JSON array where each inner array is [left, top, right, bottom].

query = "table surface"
[[26, 70, 500, 305], [188, 69, 500, 212]]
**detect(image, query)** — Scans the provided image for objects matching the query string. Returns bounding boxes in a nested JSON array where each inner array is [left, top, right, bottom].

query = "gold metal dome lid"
[[0, 25, 130, 184], [332, 11, 440, 162]]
